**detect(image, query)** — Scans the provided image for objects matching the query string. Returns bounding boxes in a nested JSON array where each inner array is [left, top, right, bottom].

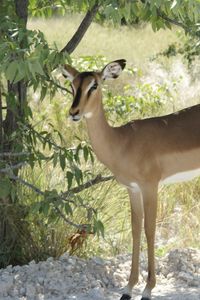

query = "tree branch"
[[0, 162, 26, 173], [54, 206, 81, 229], [0, 152, 30, 157], [48, 78, 73, 95], [1, 172, 114, 229], [61, 2, 100, 54], [157, 10, 189, 32], [64, 174, 114, 196], [139, 0, 190, 32]]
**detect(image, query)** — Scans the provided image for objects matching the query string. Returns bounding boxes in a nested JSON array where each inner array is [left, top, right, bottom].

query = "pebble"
[[0, 248, 199, 299]]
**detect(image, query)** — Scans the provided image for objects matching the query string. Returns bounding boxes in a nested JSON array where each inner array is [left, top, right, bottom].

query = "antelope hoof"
[[120, 294, 131, 300], [141, 298, 151, 300]]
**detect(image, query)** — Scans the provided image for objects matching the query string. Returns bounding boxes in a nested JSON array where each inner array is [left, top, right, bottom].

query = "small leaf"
[[66, 171, 74, 190], [64, 202, 73, 215], [94, 219, 105, 238], [41, 201, 50, 216], [59, 153, 66, 170], [53, 152, 58, 167], [74, 167, 83, 185], [83, 146, 89, 162], [5, 61, 18, 82], [40, 86, 47, 101]]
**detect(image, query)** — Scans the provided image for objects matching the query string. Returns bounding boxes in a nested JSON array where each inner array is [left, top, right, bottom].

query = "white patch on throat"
[[84, 112, 93, 119], [161, 168, 200, 185]]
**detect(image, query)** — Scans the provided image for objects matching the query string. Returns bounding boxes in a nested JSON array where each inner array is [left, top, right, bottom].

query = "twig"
[[0, 162, 26, 173], [47, 77, 73, 95], [0, 152, 30, 157], [64, 174, 114, 196], [54, 206, 81, 229]]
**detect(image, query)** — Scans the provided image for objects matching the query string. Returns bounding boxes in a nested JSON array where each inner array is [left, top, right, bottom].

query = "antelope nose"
[[69, 109, 80, 121], [70, 109, 79, 117]]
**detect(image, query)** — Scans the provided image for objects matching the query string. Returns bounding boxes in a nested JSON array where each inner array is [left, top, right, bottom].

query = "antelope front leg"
[[120, 189, 143, 300], [141, 183, 158, 300]]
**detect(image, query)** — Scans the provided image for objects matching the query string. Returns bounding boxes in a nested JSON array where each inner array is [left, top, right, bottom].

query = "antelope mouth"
[[69, 109, 82, 122], [70, 114, 81, 122]]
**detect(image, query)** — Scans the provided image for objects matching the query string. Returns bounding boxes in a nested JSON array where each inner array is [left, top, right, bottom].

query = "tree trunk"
[[0, 0, 29, 267]]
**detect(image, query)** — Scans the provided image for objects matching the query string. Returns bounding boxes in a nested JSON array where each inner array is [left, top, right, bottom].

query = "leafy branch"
[[0, 170, 114, 229]]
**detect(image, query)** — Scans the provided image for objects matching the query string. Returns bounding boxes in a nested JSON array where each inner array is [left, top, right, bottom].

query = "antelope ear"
[[101, 59, 126, 81], [61, 64, 79, 82]]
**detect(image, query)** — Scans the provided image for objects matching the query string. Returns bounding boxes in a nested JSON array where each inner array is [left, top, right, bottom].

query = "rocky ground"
[[0, 248, 199, 300]]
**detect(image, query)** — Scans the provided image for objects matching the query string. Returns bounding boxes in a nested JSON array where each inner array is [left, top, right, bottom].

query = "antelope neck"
[[85, 102, 117, 167]]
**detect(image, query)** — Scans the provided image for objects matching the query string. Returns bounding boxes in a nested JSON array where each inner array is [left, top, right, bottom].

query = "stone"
[[88, 287, 105, 299]]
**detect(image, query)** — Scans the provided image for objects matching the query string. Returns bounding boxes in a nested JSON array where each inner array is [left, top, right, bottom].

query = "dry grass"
[[28, 14, 179, 67]]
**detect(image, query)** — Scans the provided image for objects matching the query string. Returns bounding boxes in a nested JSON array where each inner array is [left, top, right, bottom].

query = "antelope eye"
[[90, 82, 98, 91]]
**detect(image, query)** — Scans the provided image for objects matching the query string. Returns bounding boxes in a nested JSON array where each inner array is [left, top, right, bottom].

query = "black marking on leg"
[[141, 297, 151, 300], [120, 294, 131, 300]]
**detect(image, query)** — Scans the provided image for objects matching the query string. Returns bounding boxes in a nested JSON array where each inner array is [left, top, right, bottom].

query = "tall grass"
[[17, 15, 200, 263], [28, 14, 178, 66]]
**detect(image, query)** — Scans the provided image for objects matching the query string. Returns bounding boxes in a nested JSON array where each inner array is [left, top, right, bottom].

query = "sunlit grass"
[[28, 14, 179, 67]]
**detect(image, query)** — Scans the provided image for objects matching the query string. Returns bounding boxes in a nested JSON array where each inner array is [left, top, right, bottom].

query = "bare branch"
[[54, 206, 81, 229], [0, 162, 26, 173], [0, 152, 30, 157], [2, 172, 114, 229], [64, 174, 114, 196], [46, 76, 73, 95], [61, 2, 100, 54], [1, 173, 44, 195], [5, 172, 114, 197]]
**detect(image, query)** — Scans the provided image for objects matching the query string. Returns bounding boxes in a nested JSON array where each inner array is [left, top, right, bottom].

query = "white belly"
[[161, 168, 200, 185]]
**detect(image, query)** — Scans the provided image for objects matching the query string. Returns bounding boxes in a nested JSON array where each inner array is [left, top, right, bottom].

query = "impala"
[[62, 59, 200, 300]]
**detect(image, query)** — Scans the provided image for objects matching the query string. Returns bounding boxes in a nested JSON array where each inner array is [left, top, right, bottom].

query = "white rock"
[[88, 287, 105, 299], [59, 252, 70, 261], [26, 284, 36, 297], [38, 277, 44, 285], [178, 271, 193, 282]]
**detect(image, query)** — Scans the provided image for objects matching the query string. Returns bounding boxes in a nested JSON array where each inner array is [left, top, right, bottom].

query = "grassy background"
[[20, 15, 200, 261], [29, 14, 178, 65]]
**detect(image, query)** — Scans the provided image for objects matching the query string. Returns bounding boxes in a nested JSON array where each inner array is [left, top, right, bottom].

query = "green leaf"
[[31, 60, 45, 76], [64, 202, 73, 215], [74, 167, 83, 185], [83, 146, 89, 162], [40, 86, 47, 101], [53, 152, 58, 167], [30, 201, 41, 214], [5, 61, 18, 82], [66, 171, 74, 189], [40, 200, 50, 216], [94, 219, 105, 238], [59, 153, 66, 170]]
